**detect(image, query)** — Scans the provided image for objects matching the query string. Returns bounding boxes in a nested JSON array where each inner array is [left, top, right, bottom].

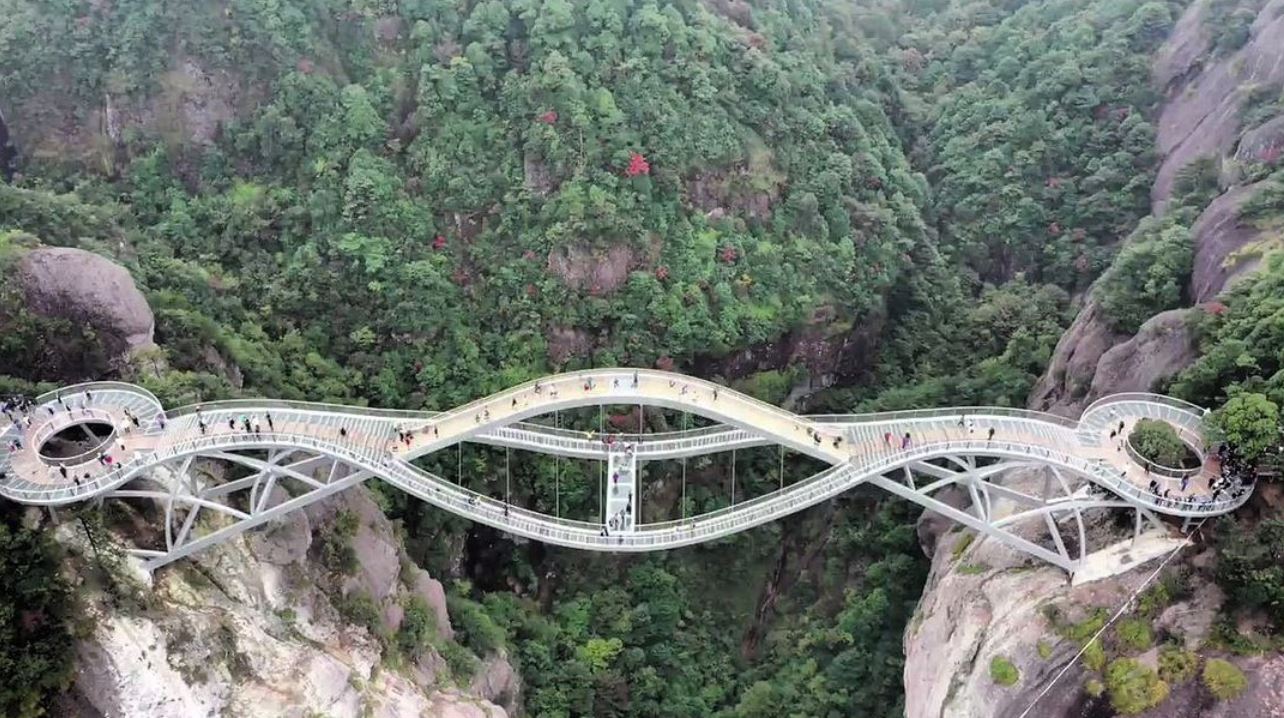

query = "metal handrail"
[[1082, 392, 1208, 418], [35, 381, 162, 406], [29, 408, 117, 454]]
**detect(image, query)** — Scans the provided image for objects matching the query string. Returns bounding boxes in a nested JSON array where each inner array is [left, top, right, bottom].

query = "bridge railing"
[[636, 463, 853, 533], [28, 408, 119, 467], [35, 381, 164, 408], [162, 398, 434, 422], [806, 405, 1081, 429], [1082, 393, 1208, 419], [427, 368, 818, 432]]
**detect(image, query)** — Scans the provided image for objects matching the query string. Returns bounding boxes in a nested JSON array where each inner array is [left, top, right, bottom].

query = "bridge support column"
[[604, 444, 638, 533]]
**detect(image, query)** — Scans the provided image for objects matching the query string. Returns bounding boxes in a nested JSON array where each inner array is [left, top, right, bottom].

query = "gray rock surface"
[[1029, 297, 1126, 416], [1085, 308, 1200, 401], [904, 522, 1088, 718], [60, 485, 516, 718], [1234, 115, 1284, 168], [1189, 182, 1272, 302], [16, 246, 156, 358], [1151, 0, 1284, 210], [247, 486, 312, 565], [546, 243, 642, 295], [408, 566, 455, 640], [470, 652, 522, 715]]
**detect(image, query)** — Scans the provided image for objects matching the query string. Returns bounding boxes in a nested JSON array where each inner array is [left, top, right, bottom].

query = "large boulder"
[[469, 653, 522, 716], [1084, 308, 1201, 401], [1234, 115, 1284, 170], [15, 246, 155, 358], [408, 566, 454, 640], [1028, 298, 1126, 416]]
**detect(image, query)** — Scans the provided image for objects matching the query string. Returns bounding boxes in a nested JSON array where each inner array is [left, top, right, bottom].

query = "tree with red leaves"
[[626, 152, 650, 176], [655, 265, 669, 280], [432, 235, 447, 250], [538, 110, 558, 124], [720, 246, 738, 264]]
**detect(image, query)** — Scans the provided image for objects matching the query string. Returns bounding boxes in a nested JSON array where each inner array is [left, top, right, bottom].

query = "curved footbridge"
[[0, 369, 1244, 574]]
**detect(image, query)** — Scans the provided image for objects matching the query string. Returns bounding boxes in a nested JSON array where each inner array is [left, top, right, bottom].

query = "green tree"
[[1215, 519, 1284, 627], [1128, 419, 1189, 467], [1211, 393, 1280, 461], [0, 508, 77, 718], [1097, 219, 1193, 333]]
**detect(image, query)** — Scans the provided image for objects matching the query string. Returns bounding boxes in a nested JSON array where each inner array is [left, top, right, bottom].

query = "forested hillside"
[[3, 0, 1284, 716]]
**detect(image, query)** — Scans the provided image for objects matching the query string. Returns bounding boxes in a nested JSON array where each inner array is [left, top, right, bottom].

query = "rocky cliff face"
[[1030, 0, 1284, 416], [903, 476, 1282, 718], [53, 486, 517, 718]]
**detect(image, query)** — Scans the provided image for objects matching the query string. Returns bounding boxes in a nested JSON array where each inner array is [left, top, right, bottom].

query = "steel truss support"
[[870, 458, 1166, 572], [100, 448, 372, 571]]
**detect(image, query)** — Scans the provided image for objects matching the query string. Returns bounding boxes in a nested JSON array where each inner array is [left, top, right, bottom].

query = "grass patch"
[[1059, 608, 1109, 645], [1157, 646, 1198, 684], [989, 656, 1019, 686], [1116, 618, 1154, 653], [951, 532, 975, 561], [1037, 640, 1053, 660], [1082, 639, 1107, 672], [1105, 658, 1169, 715], [1202, 658, 1247, 700], [957, 562, 990, 575]]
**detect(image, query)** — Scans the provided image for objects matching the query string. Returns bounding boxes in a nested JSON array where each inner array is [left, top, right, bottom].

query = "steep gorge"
[[3, 0, 1284, 716]]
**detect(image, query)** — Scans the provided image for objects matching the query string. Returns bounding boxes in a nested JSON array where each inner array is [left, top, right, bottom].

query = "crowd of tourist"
[[1141, 442, 1255, 510]]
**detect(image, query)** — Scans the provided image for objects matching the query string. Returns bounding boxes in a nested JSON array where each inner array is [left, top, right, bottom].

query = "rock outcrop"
[[1028, 298, 1127, 416], [15, 246, 156, 358], [1031, 304, 1201, 416], [904, 473, 1279, 718], [55, 486, 515, 718], [1188, 182, 1275, 302], [1151, 0, 1284, 210], [1031, 0, 1284, 416], [12, 57, 245, 175]]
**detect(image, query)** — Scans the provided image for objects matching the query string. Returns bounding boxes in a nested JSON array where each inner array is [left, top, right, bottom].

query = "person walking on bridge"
[[884, 431, 892, 448], [902, 432, 912, 450], [987, 427, 995, 442], [266, 413, 274, 432]]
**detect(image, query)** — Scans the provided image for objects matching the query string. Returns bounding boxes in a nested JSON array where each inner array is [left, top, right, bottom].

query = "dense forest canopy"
[[3, 0, 1284, 716]]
